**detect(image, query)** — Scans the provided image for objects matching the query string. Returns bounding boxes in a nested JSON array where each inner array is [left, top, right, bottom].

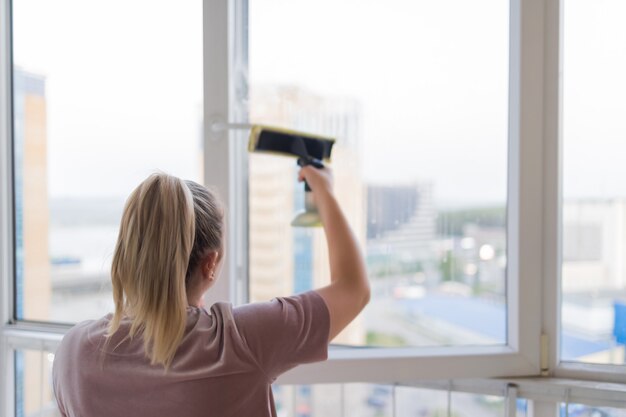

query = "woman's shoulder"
[[225, 291, 330, 379], [231, 291, 327, 318], [60, 316, 109, 345], [197, 302, 239, 334], [61, 316, 101, 338], [230, 290, 329, 337], [54, 316, 111, 366]]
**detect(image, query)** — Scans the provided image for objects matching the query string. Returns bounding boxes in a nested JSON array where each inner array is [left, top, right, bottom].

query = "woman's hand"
[[297, 165, 334, 196]]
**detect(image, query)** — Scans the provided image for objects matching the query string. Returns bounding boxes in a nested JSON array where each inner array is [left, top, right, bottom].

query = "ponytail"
[[108, 173, 195, 368]]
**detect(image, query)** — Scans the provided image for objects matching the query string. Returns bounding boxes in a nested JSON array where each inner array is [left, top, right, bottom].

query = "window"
[[13, 348, 58, 417], [561, 0, 626, 366], [237, 0, 542, 383], [11, 0, 203, 323], [246, 0, 510, 349], [3, 0, 626, 416]]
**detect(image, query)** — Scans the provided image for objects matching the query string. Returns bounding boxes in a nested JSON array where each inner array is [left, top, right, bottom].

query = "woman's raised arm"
[[298, 166, 370, 341]]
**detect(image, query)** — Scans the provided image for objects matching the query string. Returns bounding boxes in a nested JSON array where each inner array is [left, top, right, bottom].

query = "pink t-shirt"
[[52, 291, 330, 417]]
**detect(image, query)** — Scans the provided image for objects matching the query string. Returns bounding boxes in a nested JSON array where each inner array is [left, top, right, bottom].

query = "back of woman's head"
[[108, 173, 223, 368], [185, 180, 224, 283]]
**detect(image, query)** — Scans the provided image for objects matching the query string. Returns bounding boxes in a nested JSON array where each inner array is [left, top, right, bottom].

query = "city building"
[[366, 182, 436, 264], [13, 68, 53, 417], [561, 198, 626, 362], [562, 198, 626, 292]]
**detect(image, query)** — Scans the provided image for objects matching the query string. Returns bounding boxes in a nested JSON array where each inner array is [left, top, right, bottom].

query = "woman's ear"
[[200, 251, 219, 283]]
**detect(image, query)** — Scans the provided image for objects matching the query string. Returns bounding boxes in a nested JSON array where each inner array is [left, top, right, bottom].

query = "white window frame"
[[0, 0, 15, 414], [204, 0, 545, 384], [540, 0, 626, 386], [2, 0, 626, 415]]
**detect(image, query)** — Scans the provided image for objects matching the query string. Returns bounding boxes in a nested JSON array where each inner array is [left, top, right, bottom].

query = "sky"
[[12, 0, 626, 204], [13, 0, 204, 198], [249, 0, 509, 207]]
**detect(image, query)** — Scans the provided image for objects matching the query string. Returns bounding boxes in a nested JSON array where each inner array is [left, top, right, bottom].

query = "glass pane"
[[15, 348, 60, 417], [396, 386, 449, 417], [273, 384, 444, 417], [247, 0, 509, 347], [273, 384, 343, 417], [273, 384, 517, 417], [344, 384, 394, 417], [561, 403, 626, 417], [561, 0, 626, 364], [12, 0, 203, 322], [517, 398, 529, 417], [451, 392, 505, 417]]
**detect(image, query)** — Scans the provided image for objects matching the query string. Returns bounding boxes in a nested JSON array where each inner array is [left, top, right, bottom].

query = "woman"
[[52, 166, 370, 417]]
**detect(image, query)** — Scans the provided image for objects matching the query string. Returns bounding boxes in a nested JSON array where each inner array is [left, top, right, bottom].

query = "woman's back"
[[53, 170, 368, 416], [53, 291, 329, 417]]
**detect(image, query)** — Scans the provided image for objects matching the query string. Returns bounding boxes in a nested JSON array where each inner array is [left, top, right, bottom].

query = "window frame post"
[[541, 0, 563, 381], [203, 0, 249, 307], [0, 0, 16, 414], [506, 0, 545, 367]]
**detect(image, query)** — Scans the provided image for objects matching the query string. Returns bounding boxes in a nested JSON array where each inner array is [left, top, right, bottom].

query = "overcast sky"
[[12, 0, 626, 205]]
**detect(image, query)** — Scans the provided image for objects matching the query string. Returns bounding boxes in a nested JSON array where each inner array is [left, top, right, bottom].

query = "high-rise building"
[[14, 68, 51, 321], [248, 152, 296, 302], [366, 182, 436, 263], [13, 68, 53, 417]]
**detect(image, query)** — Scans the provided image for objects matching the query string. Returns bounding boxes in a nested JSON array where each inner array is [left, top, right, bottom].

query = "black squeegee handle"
[[297, 157, 325, 192]]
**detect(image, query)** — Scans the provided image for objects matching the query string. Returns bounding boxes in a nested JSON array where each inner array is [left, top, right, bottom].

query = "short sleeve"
[[232, 290, 330, 381], [52, 369, 68, 417]]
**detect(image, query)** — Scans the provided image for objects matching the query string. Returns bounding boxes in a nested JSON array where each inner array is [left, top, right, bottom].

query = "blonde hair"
[[108, 173, 196, 368]]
